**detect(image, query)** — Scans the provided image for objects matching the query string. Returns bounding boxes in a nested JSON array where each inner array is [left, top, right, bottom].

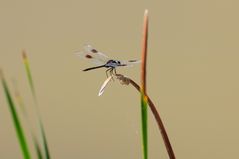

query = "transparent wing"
[[75, 45, 110, 65], [120, 59, 141, 67]]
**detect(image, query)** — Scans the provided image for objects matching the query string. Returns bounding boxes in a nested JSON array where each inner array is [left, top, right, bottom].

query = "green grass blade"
[[12, 79, 28, 117], [22, 51, 51, 159], [13, 81, 44, 159], [140, 10, 149, 159], [32, 135, 44, 159], [40, 122, 51, 159], [22, 51, 36, 100], [141, 93, 148, 159], [0, 71, 31, 159]]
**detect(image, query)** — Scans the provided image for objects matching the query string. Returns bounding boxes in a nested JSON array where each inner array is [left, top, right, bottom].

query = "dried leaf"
[[98, 76, 113, 96]]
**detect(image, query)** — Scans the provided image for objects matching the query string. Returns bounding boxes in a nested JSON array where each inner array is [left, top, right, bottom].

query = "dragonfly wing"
[[75, 45, 110, 66], [120, 59, 141, 67], [75, 51, 105, 65]]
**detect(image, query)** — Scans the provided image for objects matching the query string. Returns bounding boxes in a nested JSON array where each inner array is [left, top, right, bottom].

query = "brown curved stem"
[[129, 78, 176, 159]]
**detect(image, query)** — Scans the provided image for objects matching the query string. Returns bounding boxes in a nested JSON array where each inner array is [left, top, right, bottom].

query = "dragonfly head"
[[105, 60, 122, 67]]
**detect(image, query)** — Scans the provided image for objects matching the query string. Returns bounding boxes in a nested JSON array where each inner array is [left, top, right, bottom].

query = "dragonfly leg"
[[109, 68, 115, 81], [105, 68, 111, 77], [113, 68, 117, 75]]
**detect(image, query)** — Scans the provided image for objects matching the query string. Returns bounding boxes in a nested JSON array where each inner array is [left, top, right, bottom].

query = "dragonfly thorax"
[[105, 60, 121, 68]]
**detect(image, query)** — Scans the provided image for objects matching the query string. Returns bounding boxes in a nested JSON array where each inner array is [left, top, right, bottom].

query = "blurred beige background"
[[0, 0, 239, 158]]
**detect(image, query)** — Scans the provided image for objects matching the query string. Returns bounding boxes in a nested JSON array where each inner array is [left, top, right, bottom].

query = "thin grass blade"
[[13, 80, 44, 159], [12, 79, 28, 117], [22, 51, 51, 159], [33, 135, 44, 159], [140, 9, 149, 159], [141, 92, 148, 159], [40, 121, 51, 159], [0, 70, 31, 159], [22, 51, 36, 100]]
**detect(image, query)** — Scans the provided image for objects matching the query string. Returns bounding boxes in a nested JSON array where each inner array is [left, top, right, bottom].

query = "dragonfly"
[[76, 45, 141, 76]]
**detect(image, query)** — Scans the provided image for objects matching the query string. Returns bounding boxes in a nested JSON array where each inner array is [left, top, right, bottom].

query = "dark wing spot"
[[91, 49, 98, 53], [85, 54, 92, 59], [128, 60, 137, 62]]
